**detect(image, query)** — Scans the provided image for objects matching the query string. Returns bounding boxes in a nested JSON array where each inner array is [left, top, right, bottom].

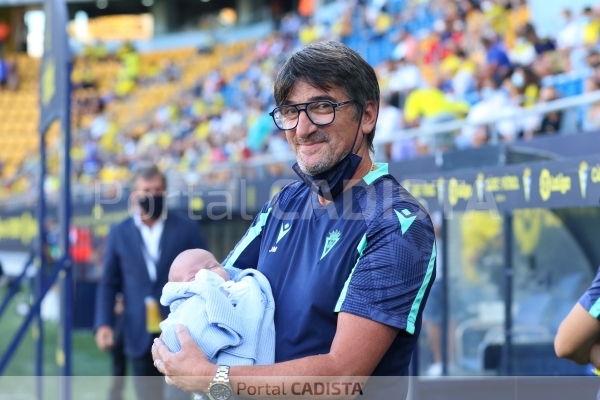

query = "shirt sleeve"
[[335, 204, 436, 335], [579, 266, 600, 319]]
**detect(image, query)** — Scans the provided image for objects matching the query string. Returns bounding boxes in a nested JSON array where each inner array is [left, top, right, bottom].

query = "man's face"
[[135, 175, 165, 197], [134, 175, 165, 216], [283, 81, 360, 175]]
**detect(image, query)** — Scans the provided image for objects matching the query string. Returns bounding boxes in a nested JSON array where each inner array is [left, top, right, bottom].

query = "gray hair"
[[274, 41, 380, 153], [131, 162, 167, 190]]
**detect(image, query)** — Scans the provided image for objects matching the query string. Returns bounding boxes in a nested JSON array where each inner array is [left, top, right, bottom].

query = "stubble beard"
[[294, 131, 342, 176]]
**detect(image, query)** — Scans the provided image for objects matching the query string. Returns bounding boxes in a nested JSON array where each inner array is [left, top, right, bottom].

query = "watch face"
[[209, 383, 232, 400]]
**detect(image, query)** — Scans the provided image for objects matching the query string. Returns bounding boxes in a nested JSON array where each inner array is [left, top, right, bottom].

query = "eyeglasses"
[[269, 99, 355, 130]]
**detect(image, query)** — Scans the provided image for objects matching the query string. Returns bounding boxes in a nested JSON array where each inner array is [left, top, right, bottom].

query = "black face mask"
[[139, 194, 165, 219], [293, 108, 365, 201], [293, 152, 363, 201]]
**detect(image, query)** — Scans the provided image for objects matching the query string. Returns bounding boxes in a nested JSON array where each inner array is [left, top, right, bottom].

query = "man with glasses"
[[152, 41, 436, 399]]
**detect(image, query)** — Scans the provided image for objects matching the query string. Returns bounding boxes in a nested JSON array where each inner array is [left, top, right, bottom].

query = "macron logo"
[[276, 223, 292, 244], [395, 209, 417, 235]]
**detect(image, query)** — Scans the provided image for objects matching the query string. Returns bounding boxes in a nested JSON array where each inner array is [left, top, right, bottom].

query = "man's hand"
[[152, 325, 216, 392], [95, 325, 114, 350]]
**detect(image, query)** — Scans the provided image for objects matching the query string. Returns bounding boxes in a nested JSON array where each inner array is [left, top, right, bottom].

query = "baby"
[[159, 248, 275, 369], [167, 248, 230, 283]]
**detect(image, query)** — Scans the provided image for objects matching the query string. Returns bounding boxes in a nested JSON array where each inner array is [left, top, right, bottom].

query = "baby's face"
[[169, 249, 229, 282]]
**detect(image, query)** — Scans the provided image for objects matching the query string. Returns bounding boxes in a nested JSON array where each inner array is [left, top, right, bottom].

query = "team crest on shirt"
[[320, 230, 341, 260]]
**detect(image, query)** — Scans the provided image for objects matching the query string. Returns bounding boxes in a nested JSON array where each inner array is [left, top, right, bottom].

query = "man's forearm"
[[232, 353, 347, 379], [158, 313, 396, 398]]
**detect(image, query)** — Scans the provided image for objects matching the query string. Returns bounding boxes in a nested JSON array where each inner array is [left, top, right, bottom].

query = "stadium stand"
[[1, 0, 600, 202]]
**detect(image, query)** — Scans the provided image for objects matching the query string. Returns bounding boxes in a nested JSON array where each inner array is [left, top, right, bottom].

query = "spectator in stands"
[[0, 56, 7, 88], [505, 66, 540, 136], [447, 50, 477, 100], [423, 20, 456, 64], [330, 7, 353, 42], [0, 19, 9, 55], [279, 12, 301, 41], [4, 55, 17, 91], [582, 7, 600, 46], [556, 9, 585, 51], [523, 22, 556, 55], [587, 50, 600, 70], [404, 81, 470, 154], [387, 56, 423, 109], [530, 50, 558, 80], [509, 27, 536, 66], [298, 19, 323, 45], [533, 86, 563, 136], [455, 77, 519, 148], [391, 29, 418, 62], [372, 93, 402, 161], [482, 0, 509, 37], [461, 0, 485, 51], [482, 36, 512, 86], [522, 23, 555, 56], [583, 79, 600, 132], [368, 4, 393, 38]]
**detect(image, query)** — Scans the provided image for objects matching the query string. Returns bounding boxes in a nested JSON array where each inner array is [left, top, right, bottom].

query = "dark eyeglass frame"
[[269, 99, 355, 130]]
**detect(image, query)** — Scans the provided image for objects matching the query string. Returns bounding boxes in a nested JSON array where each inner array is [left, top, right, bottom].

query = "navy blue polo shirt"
[[223, 163, 436, 376]]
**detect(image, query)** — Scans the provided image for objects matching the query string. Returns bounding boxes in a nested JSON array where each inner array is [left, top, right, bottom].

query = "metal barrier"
[[0, 253, 34, 320]]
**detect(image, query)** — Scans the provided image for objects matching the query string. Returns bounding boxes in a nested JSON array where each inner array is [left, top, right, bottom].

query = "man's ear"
[[361, 100, 378, 135]]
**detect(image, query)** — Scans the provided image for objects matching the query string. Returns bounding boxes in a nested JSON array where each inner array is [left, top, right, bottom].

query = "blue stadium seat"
[[541, 71, 590, 98]]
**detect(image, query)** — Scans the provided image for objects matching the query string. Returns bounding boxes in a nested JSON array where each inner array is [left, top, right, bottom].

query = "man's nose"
[[295, 109, 317, 138]]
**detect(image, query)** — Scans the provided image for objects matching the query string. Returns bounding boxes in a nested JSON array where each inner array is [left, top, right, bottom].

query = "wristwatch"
[[208, 365, 232, 400]]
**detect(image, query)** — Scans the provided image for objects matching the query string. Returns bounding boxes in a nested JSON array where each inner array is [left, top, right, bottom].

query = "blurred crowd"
[[372, 0, 600, 159], [0, 19, 18, 91], [4, 0, 600, 198]]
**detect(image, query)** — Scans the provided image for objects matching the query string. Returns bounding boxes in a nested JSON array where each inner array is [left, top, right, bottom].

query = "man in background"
[[95, 163, 208, 400]]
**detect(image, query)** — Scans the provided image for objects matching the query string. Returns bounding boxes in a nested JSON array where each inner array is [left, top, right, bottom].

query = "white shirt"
[[388, 63, 423, 92], [134, 213, 165, 282], [456, 92, 519, 148], [452, 68, 476, 99], [374, 104, 402, 144], [556, 19, 584, 49]]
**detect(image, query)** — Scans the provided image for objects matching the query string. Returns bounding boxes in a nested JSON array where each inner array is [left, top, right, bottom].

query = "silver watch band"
[[213, 365, 230, 384]]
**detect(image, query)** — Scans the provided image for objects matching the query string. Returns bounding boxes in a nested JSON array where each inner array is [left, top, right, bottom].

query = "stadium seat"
[[541, 71, 590, 98]]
